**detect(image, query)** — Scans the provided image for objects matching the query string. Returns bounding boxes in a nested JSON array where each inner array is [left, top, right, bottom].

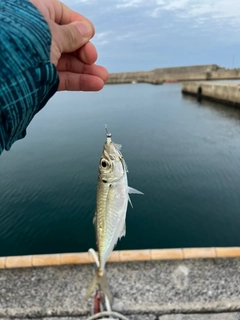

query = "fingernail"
[[76, 22, 92, 38]]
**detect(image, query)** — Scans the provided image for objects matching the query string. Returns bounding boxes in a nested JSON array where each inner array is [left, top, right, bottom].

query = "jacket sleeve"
[[0, 0, 59, 155]]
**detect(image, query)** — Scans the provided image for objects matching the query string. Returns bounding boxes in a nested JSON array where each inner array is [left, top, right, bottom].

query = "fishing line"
[[101, 85, 109, 131]]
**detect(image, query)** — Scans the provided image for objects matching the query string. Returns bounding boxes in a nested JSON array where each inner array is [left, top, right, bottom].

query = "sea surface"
[[1, 83, 240, 256]]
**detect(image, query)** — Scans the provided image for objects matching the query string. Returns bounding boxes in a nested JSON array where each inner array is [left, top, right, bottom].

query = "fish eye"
[[102, 161, 107, 167], [101, 159, 108, 168]]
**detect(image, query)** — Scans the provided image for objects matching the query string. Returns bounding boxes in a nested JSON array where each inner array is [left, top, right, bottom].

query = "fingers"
[[57, 54, 108, 91], [47, 17, 95, 66], [69, 42, 98, 65], [58, 1, 94, 31], [77, 42, 98, 65], [31, 0, 108, 92], [58, 73, 106, 91], [57, 54, 108, 82], [60, 42, 98, 66], [57, 21, 94, 53]]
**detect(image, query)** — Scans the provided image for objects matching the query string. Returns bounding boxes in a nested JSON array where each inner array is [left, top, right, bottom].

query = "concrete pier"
[[0, 248, 240, 319], [182, 81, 240, 107]]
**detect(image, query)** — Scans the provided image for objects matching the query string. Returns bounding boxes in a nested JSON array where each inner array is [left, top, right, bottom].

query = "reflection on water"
[[182, 93, 240, 122], [1, 83, 240, 256]]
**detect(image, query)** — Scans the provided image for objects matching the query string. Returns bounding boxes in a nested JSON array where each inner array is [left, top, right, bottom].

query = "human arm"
[[0, 0, 108, 154]]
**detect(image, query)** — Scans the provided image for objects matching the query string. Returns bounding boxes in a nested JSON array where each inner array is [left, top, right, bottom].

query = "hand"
[[30, 0, 108, 91]]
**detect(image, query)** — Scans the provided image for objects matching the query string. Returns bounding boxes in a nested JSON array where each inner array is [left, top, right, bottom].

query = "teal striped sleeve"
[[0, 0, 59, 155]]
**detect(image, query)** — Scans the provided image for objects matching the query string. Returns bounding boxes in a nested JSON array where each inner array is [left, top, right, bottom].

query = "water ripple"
[[1, 84, 240, 255]]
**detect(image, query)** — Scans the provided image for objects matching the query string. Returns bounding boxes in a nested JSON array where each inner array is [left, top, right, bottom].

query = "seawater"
[[1, 83, 240, 256]]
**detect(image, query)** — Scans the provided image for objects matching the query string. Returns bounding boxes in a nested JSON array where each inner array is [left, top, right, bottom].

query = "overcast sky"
[[62, 0, 240, 72]]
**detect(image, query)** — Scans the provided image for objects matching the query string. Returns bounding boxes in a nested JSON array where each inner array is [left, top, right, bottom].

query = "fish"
[[85, 126, 143, 302]]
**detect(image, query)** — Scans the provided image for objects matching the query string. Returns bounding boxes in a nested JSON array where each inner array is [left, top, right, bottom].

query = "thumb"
[[49, 20, 94, 61]]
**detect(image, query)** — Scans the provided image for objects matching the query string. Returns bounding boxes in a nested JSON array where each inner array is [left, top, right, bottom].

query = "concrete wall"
[[152, 64, 222, 80], [106, 65, 240, 84], [211, 69, 240, 80], [182, 81, 240, 107], [153, 68, 240, 81], [107, 71, 162, 84], [162, 72, 207, 81], [153, 64, 221, 75]]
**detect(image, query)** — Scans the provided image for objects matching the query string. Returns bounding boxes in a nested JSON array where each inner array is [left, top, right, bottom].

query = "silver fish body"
[[95, 140, 129, 275], [86, 130, 143, 301]]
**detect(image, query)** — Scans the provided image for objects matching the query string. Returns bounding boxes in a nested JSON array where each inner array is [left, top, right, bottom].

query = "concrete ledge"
[[151, 249, 183, 260], [0, 259, 240, 318], [0, 302, 240, 318], [5, 255, 32, 269], [182, 81, 240, 107], [183, 248, 216, 259], [1, 247, 240, 269], [119, 249, 151, 262], [159, 313, 240, 320], [0, 257, 6, 269], [60, 252, 91, 265], [32, 254, 61, 267], [216, 247, 240, 258]]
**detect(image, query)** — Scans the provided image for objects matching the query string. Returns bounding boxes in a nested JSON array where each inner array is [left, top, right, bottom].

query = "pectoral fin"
[[128, 187, 143, 208], [128, 194, 133, 208], [128, 187, 144, 195]]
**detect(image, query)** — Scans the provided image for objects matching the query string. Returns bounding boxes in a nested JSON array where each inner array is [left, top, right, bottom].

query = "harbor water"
[[1, 83, 240, 256]]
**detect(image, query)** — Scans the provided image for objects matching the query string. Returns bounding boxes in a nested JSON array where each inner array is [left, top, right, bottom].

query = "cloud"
[[62, 0, 90, 4], [150, 7, 161, 17], [160, 0, 189, 11], [152, 0, 240, 21], [94, 32, 112, 39], [62, 0, 240, 25], [59, 0, 240, 71], [149, 0, 190, 17], [92, 31, 113, 46], [116, 0, 145, 9], [115, 32, 137, 41]]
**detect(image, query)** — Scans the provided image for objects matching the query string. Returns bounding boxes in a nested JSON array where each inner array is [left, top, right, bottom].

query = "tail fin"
[[85, 273, 98, 300], [85, 272, 112, 304]]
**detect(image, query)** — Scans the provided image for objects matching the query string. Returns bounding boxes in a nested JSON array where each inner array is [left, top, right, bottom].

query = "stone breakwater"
[[182, 81, 240, 107], [106, 65, 240, 84], [106, 71, 164, 85]]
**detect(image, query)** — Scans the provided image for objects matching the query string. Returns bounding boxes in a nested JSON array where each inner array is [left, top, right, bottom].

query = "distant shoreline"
[[106, 64, 240, 84]]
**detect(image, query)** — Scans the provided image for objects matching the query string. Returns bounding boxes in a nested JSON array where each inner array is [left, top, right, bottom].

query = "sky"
[[62, 0, 240, 72]]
